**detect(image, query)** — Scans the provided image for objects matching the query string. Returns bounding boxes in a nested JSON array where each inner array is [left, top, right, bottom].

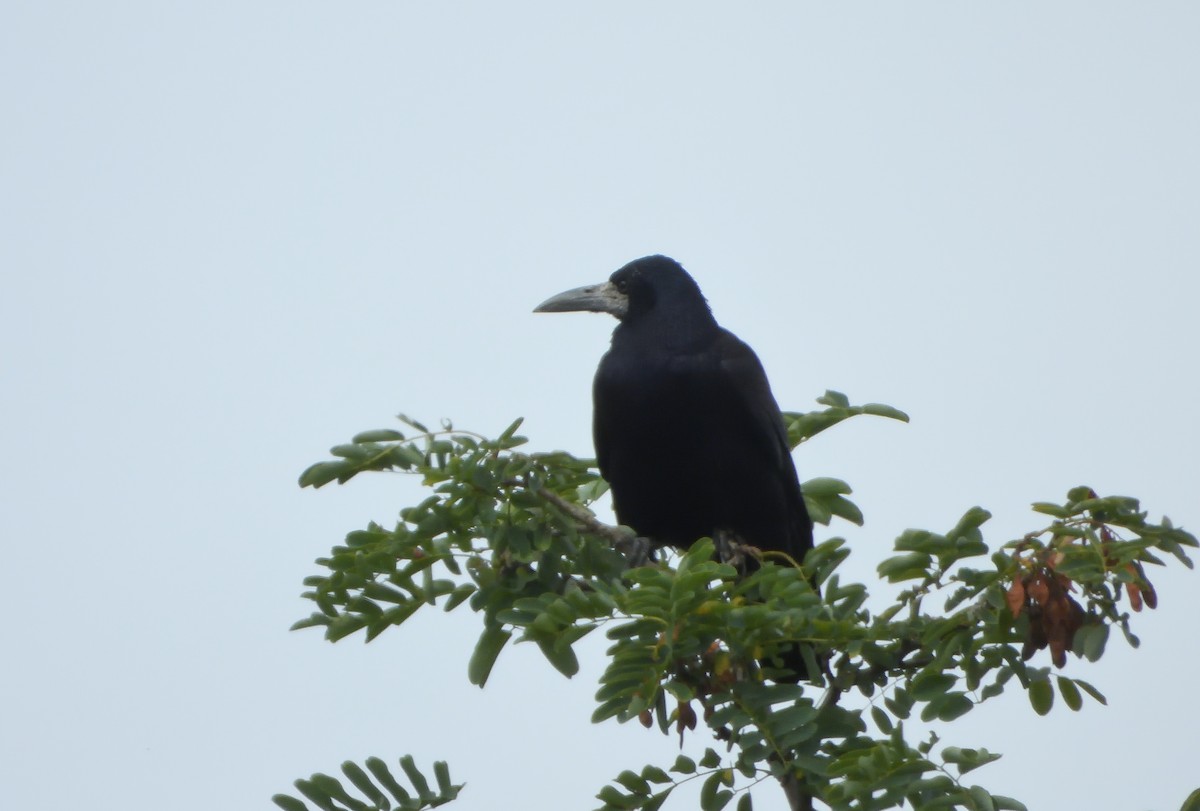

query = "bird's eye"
[[615, 278, 629, 294]]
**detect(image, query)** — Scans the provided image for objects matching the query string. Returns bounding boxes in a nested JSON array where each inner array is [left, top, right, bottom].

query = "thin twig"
[[532, 486, 654, 565]]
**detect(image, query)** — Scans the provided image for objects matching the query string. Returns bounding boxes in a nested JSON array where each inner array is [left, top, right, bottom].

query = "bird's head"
[[534, 255, 712, 326]]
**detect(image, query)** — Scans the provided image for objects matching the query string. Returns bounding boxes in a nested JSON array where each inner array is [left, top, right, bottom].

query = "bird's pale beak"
[[533, 281, 629, 318]]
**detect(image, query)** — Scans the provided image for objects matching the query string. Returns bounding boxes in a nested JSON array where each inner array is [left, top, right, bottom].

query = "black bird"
[[534, 255, 813, 568]]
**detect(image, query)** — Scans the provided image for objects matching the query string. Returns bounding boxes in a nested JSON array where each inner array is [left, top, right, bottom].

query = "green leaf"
[[298, 461, 348, 489], [433, 760, 454, 794], [340, 761, 387, 807], [885, 686, 913, 720], [818, 390, 851, 408], [642, 766, 672, 785], [737, 793, 754, 811], [700, 772, 733, 811], [941, 747, 1001, 776], [785, 394, 908, 446], [643, 791, 672, 811], [291, 612, 332, 632], [271, 796, 309, 811], [444, 584, 476, 612], [1072, 678, 1108, 706], [363, 758, 411, 804], [1180, 788, 1200, 811], [877, 552, 932, 582], [330, 443, 376, 460], [933, 693, 974, 722], [615, 770, 651, 796], [861, 403, 910, 422], [396, 413, 429, 432], [1030, 501, 1069, 518], [597, 784, 637, 810], [468, 626, 511, 687], [671, 755, 697, 775], [828, 495, 865, 526], [535, 636, 581, 678], [894, 529, 941, 553], [911, 672, 957, 701], [496, 417, 526, 448], [578, 478, 610, 503], [292, 778, 332, 810], [967, 785, 996, 811], [1074, 623, 1108, 662], [1056, 677, 1083, 712], [801, 477, 852, 496], [1028, 679, 1054, 716], [948, 506, 992, 537], [325, 614, 368, 643], [352, 428, 406, 443], [399, 754, 432, 799]]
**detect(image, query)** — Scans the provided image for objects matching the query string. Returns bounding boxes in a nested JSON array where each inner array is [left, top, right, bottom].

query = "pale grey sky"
[[2, 3, 1198, 810]]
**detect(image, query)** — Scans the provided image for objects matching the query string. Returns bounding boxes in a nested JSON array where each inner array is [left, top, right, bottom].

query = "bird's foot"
[[714, 528, 758, 574], [614, 534, 655, 567]]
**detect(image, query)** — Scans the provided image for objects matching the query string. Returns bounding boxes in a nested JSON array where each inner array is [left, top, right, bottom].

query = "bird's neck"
[[613, 309, 720, 353]]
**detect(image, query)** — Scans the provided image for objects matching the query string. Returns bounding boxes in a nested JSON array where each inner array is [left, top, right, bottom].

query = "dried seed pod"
[[1006, 579, 1026, 617], [1027, 573, 1051, 607]]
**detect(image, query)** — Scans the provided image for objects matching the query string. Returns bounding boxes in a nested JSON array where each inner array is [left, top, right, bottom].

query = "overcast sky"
[[3, 3, 1198, 810]]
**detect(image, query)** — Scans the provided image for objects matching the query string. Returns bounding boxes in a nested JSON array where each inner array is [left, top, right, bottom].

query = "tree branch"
[[532, 485, 654, 565], [781, 771, 814, 811]]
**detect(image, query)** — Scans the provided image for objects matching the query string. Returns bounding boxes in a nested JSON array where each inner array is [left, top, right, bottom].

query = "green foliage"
[[274, 755, 461, 811], [782, 390, 909, 450], [287, 394, 1196, 810], [293, 415, 629, 677]]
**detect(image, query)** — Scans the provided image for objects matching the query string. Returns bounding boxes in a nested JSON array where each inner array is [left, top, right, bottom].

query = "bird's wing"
[[712, 329, 814, 554], [712, 330, 793, 468]]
